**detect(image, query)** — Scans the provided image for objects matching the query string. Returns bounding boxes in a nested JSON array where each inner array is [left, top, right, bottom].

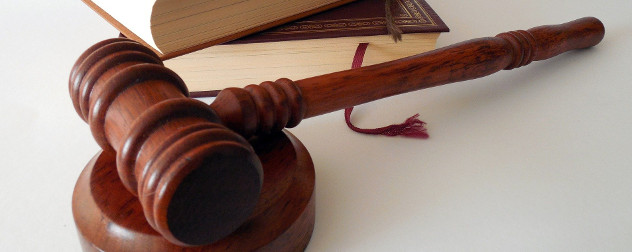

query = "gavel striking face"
[[69, 17, 604, 246]]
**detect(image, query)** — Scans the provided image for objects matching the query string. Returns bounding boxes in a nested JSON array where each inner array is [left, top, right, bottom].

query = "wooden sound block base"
[[72, 130, 315, 251]]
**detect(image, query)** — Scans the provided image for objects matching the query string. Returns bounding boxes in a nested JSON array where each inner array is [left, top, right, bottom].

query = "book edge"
[[81, 0, 165, 57], [82, 0, 357, 59], [182, 32, 440, 95], [415, 0, 449, 33], [157, 0, 358, 60]]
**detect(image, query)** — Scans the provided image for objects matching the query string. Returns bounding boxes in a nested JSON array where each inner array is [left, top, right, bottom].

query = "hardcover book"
[[163, 0, 449, 96], [81, 0, 357, 58]]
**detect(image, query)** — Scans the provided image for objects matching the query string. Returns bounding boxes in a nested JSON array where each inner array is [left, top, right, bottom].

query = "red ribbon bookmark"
[[344, 43, 429, 139]]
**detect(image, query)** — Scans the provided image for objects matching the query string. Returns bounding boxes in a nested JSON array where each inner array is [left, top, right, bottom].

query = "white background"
[[1, 0, 631, 251]]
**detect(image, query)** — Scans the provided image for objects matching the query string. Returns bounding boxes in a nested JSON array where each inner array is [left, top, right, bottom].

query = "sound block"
[[72, 130, 315, 251]]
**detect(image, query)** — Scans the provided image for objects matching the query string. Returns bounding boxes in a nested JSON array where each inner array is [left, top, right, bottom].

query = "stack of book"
[[82, 0, 448, 96]]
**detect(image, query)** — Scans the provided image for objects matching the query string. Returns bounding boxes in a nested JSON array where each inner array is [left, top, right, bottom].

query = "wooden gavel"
[[69, 17, 604, 246]]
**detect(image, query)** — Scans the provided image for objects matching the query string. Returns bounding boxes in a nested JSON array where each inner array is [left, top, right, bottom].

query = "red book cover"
[[229, 0, 449, 44]]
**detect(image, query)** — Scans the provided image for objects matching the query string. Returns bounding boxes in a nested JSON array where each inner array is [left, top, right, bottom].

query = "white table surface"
[[1, 0, 631, 251]]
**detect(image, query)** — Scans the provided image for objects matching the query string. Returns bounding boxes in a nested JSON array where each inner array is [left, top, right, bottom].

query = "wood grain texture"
[[210, 17, 604, 132], [73, 130, 315, 251], [70, 39, 264, 246], [296, 17, 605, 117], [69, 17, 603, 249]]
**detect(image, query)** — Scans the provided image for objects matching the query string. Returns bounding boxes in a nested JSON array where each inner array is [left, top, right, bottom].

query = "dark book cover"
[[228, 0, 449, 44]]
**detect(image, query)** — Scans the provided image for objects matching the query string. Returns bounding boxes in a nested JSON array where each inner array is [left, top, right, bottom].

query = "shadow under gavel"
[[69, 17, 604, 246]]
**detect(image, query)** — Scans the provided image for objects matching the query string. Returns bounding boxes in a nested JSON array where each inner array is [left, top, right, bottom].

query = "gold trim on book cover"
[[401, 0, 436, 26], [263, 0, 437, 35]]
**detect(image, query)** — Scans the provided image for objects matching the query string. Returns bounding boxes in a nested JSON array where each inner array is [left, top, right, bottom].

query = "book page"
[[91, 0, 161, 52]]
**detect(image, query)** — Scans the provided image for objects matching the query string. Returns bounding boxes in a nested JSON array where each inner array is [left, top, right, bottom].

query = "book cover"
[[229, 0, 449, 44]]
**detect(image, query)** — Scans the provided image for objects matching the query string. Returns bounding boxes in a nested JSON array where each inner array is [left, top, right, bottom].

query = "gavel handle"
[[211, 17, 604, 136], [298, 17, 605, 118], [68, 16, 604, 246]]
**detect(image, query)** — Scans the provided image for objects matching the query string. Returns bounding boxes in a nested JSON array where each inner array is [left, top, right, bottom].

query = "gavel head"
[[69, 38, 263, 246]]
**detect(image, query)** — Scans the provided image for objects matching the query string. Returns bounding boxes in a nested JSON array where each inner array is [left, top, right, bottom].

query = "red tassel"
[[344, 43, 429, 139], [345, 107, 429, 138]]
